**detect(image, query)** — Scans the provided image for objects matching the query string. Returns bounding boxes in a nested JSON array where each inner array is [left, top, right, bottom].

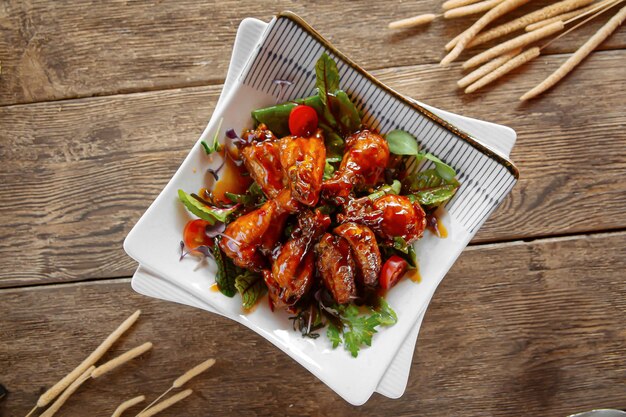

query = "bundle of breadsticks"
[[389, 0, 626, 99], [23, 310, 216, 417]]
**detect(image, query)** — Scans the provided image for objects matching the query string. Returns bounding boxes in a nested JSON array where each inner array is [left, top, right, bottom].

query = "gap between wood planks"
[[2, 228, 624, 292], [0, 48, 621, 109]]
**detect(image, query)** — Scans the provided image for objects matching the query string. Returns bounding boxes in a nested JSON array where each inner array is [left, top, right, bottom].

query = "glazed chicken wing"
[[279, 129, 326, 206], [333, 222, 382, 288], [338, 194, 426, 244], [264, 209, 331, 308], [219, 189, 297, 271], [322, 130, 390, 202], [315, 233, 357, 304], [241, 125, 285, 199]]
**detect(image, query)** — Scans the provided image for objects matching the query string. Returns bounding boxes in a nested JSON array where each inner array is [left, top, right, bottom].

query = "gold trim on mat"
[[276, 11, 520, 179]]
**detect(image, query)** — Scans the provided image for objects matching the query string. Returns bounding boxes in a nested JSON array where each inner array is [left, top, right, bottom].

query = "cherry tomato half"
[[289, 105, 318, 137], [380, 255, 408, 289], [183, 219, 214, 253]]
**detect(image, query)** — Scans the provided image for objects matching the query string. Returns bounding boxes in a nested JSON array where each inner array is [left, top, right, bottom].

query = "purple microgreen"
[[206, 159, 225, 181], [205, 222, 226, 239], [225, 128, 238, 139], [179, 240, 187, 261], [179, 240, 214, 262]]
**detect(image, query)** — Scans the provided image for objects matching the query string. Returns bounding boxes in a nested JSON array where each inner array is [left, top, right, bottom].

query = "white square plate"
[[124, 12, 518, 405]]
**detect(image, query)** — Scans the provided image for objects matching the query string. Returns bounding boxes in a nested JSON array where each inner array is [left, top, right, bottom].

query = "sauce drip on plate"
[[426, 212, 448, 238]]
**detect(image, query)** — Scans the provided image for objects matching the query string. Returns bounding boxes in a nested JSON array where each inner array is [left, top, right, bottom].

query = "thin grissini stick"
[[137, 358, 216, 415], [446, 31, 464, 51], [137, 389, 193, 417], [389, 13, 439, 29], [111, 396, 146, 417], [444, 0, 505, 18], [467, 0, 595, 47], [521, 4, 626, 100], [92, 342, 153, 378], [465, 47, 540, 92], [34, 310, 141, 410], [526, 0, 616, 30], [441, 0, 532, 66], [39, 366, 95, 417], [458, 48, 522, 88], [443, 0, 484, 10], [540, 0, 624, 47], [463, 20, 565, 68]]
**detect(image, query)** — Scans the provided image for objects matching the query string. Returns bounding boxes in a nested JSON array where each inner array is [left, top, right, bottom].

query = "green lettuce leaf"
[[315, 52, 340, 108], [323, 159, 335, 180], [234, 270, 266, 310], [368, 180, 401, 201], [178, 190, 239, 224], [374, 298, 398, 326], [405, 169, 460, 207], [211, 237, 237, 297]]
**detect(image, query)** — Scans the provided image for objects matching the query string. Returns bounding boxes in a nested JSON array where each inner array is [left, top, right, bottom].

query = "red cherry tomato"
[[380, 255, 408, 289], [289, 105, 318, 137], [183, 219, 214, 252]]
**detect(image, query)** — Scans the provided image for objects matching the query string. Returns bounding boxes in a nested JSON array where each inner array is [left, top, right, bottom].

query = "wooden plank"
[[1, 0, 625, 105], [1, 232, 624, 416], [1, 50, 625, 287]]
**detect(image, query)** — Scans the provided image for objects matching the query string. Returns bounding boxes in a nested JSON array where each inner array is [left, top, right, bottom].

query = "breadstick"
[[35, 310, 141, 409], [463, 20, 564, 68], [39, 366, 95, 417], [137, 389, 193, 417], [389, 13, 438, 29], [92, 342, 153, 378], [443, 0, 483, 10], [441, 0, 532, 65], [111, 396, 146, 417], [521, 4, 626, 100], [526, 0, 615, 30], [458, 48, 522, 88], [465, 47, 541, 93], [468, 0, 594, 46], [137, 358, 215, 415], [444, 0, 505, 18]]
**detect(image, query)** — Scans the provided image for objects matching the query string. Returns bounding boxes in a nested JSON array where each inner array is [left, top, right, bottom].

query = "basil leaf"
[[405, 169, 460, 207], [393, 236, 409, 254], [326, 132, 345, 160], [418, 152, 456, 180], [178, 190, 239, 224], [385, 130, 419, 156], [234, 270, 266, 310], [316, 52, 340, 105], [211, 237, 237, 297]]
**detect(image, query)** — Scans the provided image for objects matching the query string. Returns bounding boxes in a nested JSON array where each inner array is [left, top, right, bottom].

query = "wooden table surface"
[[1, 1, 625, 416]]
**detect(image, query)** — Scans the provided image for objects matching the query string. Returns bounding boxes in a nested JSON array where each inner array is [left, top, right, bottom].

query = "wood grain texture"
[[1, 231, 624, 417], [0, 0, 625, 105], [1, 50, 625, 287]]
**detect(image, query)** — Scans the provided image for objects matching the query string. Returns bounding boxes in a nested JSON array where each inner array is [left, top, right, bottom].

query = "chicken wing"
[[279, 129, 326, 206], [333, 222, 381, 288], [241, 125, 285, 199], [264, 209, 331, 308], [322, 130, 390, 202], [219, 189, 297, 271], [315, 233, 357, 304], [338, 194, 426, 244]]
